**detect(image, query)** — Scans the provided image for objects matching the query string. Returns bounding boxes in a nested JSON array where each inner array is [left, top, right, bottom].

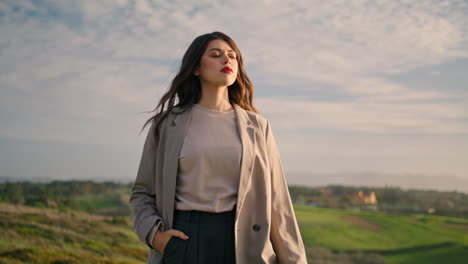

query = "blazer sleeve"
[[128, 120, 164, 249], [265, 120, 308, 263], [146, 219, 163, 248]]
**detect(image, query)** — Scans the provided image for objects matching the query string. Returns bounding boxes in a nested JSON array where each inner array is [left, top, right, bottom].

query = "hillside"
[[1, 181, 468, 263], [0, 203, 145, 264], [1, 202, 468, 263], [297, 204, 468, 264]]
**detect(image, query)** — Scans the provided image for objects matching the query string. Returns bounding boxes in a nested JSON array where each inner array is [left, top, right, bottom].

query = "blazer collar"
[[163, 103, 257, 228]]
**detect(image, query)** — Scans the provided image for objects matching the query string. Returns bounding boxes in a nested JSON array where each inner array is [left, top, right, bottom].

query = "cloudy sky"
[[1, 0, 467, 184]]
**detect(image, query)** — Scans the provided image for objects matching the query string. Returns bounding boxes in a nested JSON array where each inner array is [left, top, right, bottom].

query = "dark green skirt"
[[162, 207, 236, 264]]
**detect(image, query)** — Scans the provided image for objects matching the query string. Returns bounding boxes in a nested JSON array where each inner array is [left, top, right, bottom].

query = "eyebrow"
[[207, 48, 236, 53]]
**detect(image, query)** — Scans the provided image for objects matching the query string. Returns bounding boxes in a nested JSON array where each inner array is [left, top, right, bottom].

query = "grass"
[[1, 202, 467, 263], [70, 192, 126, 213], [294, 204, 468, 263], [0, 202, 146, 264], [384, 243, 468, 264]]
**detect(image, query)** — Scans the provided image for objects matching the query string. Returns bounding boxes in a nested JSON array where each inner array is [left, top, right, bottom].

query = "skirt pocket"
[[162, 236, 181, 264]]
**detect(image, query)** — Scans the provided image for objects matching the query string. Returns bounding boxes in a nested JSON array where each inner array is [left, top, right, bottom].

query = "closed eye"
[[211, 54, 237, 59]]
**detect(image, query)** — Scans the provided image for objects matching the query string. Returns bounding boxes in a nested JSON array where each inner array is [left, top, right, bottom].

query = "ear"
[[194, 66, 200, 76]]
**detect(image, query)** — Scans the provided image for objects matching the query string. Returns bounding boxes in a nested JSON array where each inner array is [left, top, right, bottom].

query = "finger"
[[170, 229, 190, 239]]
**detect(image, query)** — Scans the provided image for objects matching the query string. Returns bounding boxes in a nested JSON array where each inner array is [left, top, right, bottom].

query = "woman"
[[128, 31, 307, 264]]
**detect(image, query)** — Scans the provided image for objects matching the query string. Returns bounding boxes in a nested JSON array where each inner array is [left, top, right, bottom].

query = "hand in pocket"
[[153, 229, 190, 254]]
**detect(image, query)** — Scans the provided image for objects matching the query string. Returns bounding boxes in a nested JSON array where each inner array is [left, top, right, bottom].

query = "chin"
[[205, 77, 236, 87], [227, 78, 237, 86], [216, 79, 236, 87]]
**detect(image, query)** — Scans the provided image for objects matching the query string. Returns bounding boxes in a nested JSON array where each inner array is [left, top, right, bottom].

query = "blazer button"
[[252, 224, 261, 232]]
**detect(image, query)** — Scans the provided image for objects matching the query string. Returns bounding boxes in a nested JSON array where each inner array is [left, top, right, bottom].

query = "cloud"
[[1, 0, 467, 127], [257, 96, 468, 134], [1, 0, 467, 179]]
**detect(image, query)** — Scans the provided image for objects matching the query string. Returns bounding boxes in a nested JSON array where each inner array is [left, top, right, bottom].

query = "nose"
[[223, 53, 232, 64]]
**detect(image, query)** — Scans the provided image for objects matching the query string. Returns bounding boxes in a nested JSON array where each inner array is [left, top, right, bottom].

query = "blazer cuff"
[[146, 220, 163, 249]]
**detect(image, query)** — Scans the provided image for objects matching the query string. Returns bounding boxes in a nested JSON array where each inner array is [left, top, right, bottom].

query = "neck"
[[197, 84, 233, 111]]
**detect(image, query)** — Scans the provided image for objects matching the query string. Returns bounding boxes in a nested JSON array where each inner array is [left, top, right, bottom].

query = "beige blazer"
[[128, 103, 307, 264]]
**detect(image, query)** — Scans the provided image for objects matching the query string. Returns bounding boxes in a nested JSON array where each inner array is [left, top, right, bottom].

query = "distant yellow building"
[[350, 191, 378, 205]]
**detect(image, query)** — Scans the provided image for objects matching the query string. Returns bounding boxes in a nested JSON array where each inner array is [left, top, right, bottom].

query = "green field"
[[0, 202, 467, 263], [295, 204, 468, 263]]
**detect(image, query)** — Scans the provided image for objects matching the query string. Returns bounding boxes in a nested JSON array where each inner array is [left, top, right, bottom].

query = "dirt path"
[[341, 215, 384, 231]]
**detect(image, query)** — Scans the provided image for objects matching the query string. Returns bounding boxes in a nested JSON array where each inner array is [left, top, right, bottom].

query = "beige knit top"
[[146, 103, 242, 247]]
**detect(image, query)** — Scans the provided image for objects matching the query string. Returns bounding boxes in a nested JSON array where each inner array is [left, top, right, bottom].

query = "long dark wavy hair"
[[140, 31, 257, 142]]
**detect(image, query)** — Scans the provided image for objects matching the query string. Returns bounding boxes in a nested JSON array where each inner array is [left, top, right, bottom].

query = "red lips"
[[221, 66, 233, 73]]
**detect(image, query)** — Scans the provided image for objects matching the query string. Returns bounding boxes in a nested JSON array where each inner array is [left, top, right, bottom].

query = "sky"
[[1, 0, 467, 184]]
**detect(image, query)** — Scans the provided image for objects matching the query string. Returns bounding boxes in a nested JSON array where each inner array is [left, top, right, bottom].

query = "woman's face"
[[195, 39, 238, 88]]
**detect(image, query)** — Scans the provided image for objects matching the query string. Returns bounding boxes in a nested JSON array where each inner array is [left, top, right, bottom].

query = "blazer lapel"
[[233, 103, 256, 221], [162, 103, 256, 229], [163, 105, 192, 229]]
